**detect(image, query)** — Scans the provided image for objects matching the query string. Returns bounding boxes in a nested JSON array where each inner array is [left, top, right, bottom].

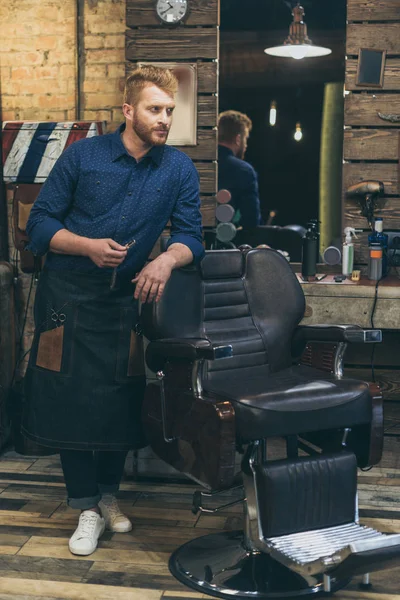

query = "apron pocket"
[[36, 326, 64, 372], [115, 305, 145, 382], [127, 330, 145, 377]]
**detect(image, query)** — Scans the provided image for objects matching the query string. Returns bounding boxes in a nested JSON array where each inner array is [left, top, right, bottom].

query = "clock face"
[[156, 0, 188, 24]]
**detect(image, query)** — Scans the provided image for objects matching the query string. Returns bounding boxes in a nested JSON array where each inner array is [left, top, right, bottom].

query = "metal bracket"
[[192, 486, 245, 515], [156, 370, 175, 443], [334, 342, 347, 379], [341, 427, 351, 447]]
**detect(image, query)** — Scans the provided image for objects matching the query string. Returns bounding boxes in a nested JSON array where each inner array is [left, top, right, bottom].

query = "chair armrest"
[[146, 338, 233, 372], [292, 325, 382, 357]]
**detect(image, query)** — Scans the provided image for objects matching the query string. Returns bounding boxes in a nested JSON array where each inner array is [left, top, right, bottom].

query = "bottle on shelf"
[[342, 227, 357, 277], [368, 217, 389, 276], [368, 243, 383, 281], [302, 220, 319, 279], [308, 218, 320, 262]]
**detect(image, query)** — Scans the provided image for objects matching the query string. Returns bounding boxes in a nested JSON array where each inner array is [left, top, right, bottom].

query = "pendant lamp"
[[264, 3, 332, 60]]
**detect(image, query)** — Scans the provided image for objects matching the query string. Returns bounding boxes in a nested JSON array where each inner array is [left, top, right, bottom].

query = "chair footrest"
[[265, 522, 400, 577]]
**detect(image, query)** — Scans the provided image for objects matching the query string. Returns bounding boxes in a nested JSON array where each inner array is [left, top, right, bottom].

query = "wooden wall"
[[343, 0, 400, 266], [125, 0, 219, 228]]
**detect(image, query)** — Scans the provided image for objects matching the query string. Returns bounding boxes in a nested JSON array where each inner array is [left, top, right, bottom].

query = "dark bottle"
[[368, 217, 389, 276], [309, 218, 320, 262], [302, 220, 318, 279]]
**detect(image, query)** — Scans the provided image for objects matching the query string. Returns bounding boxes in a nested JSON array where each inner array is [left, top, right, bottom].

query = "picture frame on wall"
[[137, 62, 198, 146], [356, 48, 386, 88]]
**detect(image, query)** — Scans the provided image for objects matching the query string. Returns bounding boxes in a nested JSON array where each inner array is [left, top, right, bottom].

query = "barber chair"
[[140, 249, 400, 599]]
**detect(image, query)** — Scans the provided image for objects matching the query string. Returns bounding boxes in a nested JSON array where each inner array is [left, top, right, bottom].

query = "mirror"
[[356, 48, 386, 88], [218, 0, 347, 257]]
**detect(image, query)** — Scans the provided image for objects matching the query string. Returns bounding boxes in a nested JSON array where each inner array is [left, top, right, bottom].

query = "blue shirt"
[[27, 124, 205, 281], [218, 145, 262, 228]]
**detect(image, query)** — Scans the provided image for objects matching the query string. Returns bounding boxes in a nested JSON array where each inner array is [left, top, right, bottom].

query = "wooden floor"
[[1, 427, 400, 599]]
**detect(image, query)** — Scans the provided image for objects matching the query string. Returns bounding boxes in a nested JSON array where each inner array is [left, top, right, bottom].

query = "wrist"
[[161, 251, 178, 269], [81, 237, 95, 257]]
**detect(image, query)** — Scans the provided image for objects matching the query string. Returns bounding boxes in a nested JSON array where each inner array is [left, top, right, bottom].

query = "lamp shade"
[[264, 4, 332, 60]]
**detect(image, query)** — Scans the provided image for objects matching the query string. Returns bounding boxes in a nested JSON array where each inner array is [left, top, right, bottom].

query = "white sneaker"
[[99, 494, 133, 533], [69, 510, 105, 556]]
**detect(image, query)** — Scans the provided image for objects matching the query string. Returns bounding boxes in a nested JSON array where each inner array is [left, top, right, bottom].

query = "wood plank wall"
[[342, 1, 400, 403], [343, 0, 400, 266], [125, 0, 219, 228]]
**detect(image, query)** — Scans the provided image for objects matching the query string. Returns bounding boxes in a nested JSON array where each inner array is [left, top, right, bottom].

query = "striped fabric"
[[2, 121, 105, 183]]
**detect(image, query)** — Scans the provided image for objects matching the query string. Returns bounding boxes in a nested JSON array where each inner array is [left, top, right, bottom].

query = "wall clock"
[[155, 0, 189, 25]]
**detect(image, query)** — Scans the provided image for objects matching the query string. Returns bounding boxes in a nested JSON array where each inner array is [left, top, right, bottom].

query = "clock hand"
[[161, 1, 173, 12]]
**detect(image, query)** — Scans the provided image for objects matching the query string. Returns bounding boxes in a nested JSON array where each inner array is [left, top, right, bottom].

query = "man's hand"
[[86, 239, 127, 268], [133, 253, 176, 303]]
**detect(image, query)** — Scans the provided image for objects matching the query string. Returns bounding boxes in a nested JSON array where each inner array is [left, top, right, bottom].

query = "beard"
[[132, 114, 169, 146], [237, 143, 246, 160]]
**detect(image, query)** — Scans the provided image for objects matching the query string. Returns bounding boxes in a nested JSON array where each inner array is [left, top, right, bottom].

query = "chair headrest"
[[200, 250, 243, 280]]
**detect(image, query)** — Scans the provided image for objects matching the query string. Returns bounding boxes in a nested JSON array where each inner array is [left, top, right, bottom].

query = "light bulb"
[[288, 45, 310, 60], [269, 101, 277, 126], [294, 123, 303, 142]]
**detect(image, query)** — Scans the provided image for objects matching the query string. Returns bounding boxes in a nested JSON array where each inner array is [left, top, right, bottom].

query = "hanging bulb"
[[294, 122, 303, 142], [287, 45, 311, 60], [269, 101, 277, 126]]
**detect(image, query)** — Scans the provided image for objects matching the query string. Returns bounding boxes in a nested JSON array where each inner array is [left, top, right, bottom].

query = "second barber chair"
[[140, 248, 400, 598], [235, 225, 304, 261]]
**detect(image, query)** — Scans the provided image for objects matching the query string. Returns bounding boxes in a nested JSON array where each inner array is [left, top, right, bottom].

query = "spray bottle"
[[342, 227, 362, 277]]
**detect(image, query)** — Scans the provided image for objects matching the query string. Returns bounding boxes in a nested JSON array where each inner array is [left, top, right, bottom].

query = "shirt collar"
[[218, 144, 235, 158], [111, 123, 164, 166]]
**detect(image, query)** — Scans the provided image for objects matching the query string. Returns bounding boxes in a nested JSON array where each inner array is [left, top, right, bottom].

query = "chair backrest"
[[141, 249, 305, 381]]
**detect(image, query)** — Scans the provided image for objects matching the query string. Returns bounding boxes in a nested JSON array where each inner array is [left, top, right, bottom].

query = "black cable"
[[369, 277, 380, 383], [361, 277, 376, 476], [368, 241, 397, 382], [362, 244, 396, 469], [369, 244, 400, 381]]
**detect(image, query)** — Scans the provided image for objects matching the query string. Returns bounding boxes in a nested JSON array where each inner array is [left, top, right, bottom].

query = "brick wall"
[[81, 0, 126, 130], [0, 0, 126, 130], [0, 0, 127, 379], [0, 0, 77, 123]]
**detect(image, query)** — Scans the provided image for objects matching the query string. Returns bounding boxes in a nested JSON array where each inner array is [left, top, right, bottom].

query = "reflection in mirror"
[[219, 0, 347, 257]]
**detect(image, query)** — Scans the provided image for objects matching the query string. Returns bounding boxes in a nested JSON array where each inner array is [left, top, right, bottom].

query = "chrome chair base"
[[169, 530, 349, 599]]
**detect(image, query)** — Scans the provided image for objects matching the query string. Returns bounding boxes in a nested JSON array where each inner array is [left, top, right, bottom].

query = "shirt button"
[[122, 216, 126, 219], [127, 192, 132, 196]]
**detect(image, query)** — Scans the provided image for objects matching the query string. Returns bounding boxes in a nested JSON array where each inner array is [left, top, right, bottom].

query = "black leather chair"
[[140, 248, 400, 599]]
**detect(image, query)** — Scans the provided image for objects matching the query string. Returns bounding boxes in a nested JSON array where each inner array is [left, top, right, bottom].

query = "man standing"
[[23, 66, 204, 556], [218, 110, 262, 228]]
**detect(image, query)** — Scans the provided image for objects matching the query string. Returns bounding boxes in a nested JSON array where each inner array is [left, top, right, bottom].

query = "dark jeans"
[[60, 449, 128, 510]]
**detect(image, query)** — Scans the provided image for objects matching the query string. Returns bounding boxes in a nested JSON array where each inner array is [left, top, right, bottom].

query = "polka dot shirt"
[[27, 123, 205, 281]]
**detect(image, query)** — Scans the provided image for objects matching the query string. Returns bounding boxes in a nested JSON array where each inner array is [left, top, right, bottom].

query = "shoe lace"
[[78, 512, 98, 537], [102, 495, 123, 518]]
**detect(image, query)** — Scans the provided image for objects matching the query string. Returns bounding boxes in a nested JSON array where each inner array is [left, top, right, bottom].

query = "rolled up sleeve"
[[167, 158, 205, 264], [26, 143, 80, 255]]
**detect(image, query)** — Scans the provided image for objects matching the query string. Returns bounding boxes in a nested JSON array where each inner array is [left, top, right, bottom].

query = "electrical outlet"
[[386, 231, 400, 266]]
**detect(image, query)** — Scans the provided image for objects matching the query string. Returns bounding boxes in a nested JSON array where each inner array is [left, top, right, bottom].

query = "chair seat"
[[203, 365, 372, 440]]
